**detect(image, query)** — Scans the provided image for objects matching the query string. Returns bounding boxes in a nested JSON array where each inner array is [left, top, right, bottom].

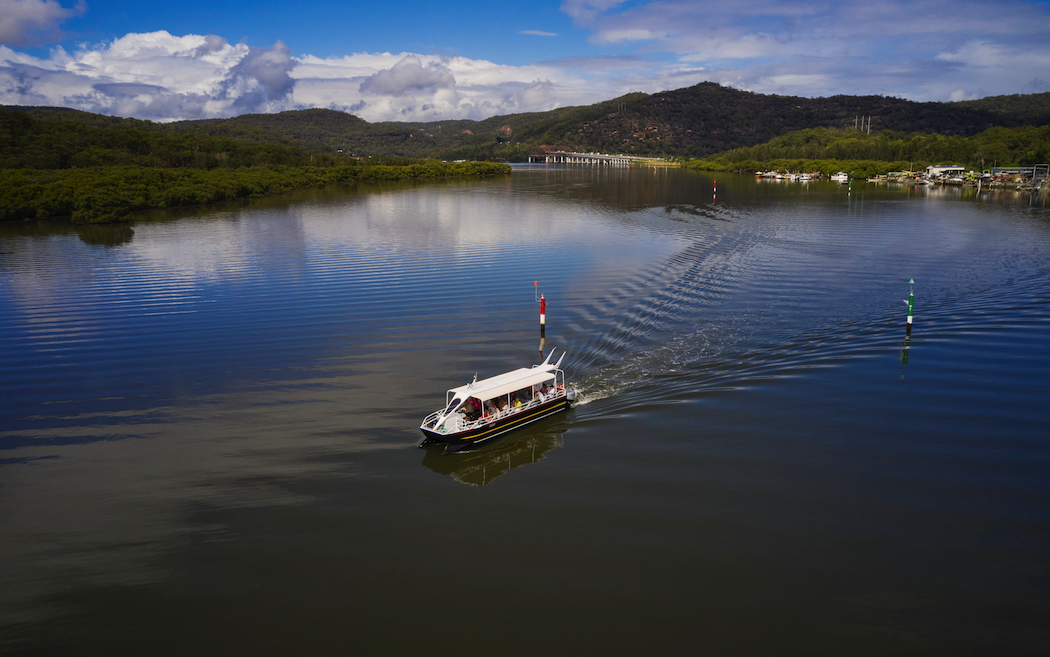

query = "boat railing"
[[453, 388, 566, 433], [421, 410, 442, 428], [424, 387, 567, 433]]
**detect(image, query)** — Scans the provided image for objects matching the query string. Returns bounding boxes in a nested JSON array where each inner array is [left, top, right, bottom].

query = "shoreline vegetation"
[[0, 107, 510, 225], [0, 162, 511, 225], [679, 125, 1050, 178]]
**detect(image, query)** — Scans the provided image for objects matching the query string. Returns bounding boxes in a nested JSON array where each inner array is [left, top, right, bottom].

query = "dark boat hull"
[[419, 396, 570, 450]]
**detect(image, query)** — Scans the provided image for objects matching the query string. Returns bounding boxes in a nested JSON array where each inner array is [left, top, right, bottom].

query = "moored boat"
[[419, 350, 576, 452]]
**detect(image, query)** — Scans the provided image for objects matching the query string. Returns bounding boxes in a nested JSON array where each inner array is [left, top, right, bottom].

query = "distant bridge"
[[529, 151, 633, 166]]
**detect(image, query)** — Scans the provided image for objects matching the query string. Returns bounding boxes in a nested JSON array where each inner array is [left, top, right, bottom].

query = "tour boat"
[[419, 350, 576, 451]]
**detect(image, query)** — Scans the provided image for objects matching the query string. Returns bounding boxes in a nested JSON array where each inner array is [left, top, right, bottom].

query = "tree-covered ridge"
[[528, 85, 1050, 159], [681, 125, 1050, 177], [0, 107, 341, 169], [173, 84, 1050, 161], [9, 83, 1050, 163]]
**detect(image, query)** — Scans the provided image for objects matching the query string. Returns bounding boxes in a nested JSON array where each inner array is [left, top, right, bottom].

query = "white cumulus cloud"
[[0, 31, 297, 121], [291, 51, 665, 123], [1, 35, 668, 123], [0, 0, 85, 46], [359, 55, 456, 96]]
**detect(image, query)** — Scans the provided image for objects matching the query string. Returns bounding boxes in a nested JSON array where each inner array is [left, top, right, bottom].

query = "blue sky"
[[2, 0, 1049, 123]]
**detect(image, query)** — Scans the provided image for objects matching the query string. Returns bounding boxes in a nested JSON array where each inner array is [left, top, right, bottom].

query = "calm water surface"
[[2, 168, 1049, 655]]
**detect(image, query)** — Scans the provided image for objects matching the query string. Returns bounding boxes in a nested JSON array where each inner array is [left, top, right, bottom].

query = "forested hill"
[[562, 83, 1050, 157], [8, 82, 1050, 162], [179, 83, 1050, 161]]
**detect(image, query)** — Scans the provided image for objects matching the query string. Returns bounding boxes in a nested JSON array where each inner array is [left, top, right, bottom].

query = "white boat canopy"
[[447, 367, 557, 404]]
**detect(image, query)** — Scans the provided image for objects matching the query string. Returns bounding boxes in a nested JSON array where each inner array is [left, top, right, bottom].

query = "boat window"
[[444, 397, 463, 415]]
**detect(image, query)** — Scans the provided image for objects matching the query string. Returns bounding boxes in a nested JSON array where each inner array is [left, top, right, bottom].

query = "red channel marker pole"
[[540, 294, 546, 337], [535, 281, 546, 351], [535, 281, 547, 337]]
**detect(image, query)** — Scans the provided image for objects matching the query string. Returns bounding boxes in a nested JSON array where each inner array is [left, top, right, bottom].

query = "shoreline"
[[0, 162, 512, 225]]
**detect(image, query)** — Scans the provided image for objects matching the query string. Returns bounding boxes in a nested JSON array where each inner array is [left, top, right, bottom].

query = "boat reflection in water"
[[420, 418, 568, 486]]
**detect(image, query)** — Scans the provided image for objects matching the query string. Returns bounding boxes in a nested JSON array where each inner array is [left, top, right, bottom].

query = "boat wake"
[[562, 224, 1050, 419]]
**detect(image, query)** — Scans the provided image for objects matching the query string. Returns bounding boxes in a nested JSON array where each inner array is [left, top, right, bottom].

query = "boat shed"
[[993, 165, 1049, 180], [926, 165, 966, 178]]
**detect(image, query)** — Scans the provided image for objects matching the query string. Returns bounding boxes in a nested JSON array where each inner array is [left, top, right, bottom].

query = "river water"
[[1, 167, 1048, 655]]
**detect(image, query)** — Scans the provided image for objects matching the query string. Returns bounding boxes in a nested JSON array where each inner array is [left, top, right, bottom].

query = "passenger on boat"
[[464, 397, 480, 421], [484, 400, 497, 417]]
